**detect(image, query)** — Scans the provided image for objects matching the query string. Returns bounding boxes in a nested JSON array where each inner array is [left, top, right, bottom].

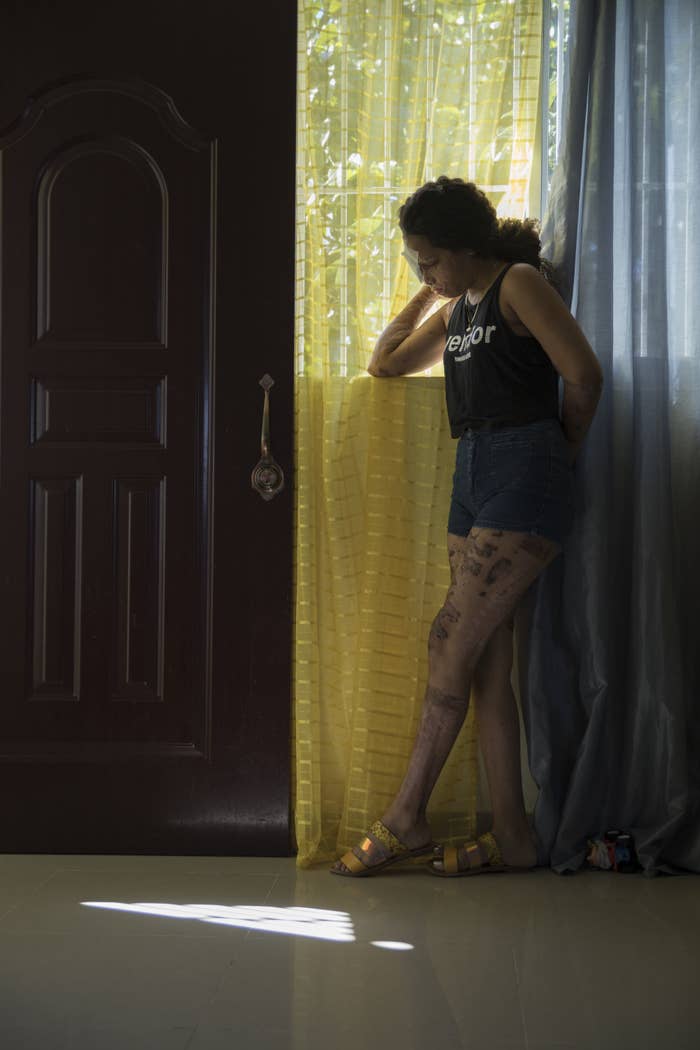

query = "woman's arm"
[[501, 264, 604, 463], [367, 287, 458, 377]]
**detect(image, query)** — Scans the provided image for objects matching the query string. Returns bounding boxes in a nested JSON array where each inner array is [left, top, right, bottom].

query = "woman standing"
[[330, 176, 603, 878]]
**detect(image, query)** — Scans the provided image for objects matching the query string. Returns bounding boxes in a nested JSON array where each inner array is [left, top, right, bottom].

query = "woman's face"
[[403, 233, 475, 298]]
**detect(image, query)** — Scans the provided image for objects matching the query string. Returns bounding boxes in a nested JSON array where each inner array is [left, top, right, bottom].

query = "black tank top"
[[443, 263, 560, 438]]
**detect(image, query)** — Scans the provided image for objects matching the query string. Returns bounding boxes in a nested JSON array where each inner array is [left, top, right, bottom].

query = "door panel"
[[0, 3, 294, 853]]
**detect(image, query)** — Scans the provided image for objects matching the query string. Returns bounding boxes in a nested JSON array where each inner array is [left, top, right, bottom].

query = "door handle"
[[251, 374, 285, 501]]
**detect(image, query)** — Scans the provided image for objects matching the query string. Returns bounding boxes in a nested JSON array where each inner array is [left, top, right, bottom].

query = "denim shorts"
[[447, 418, 576, 546]]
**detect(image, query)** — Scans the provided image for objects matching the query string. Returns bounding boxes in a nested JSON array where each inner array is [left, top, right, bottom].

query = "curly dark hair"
[[398, 175, 555, 280]]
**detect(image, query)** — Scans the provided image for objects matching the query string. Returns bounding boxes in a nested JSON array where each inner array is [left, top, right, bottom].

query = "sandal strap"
[[464, 841, 483, 866], [441, 832, 503, 874], [340, 820, 411, 872], [339, 850, 369, 874], [443, 845, 459, 874], [478, 831, 503, 867], [365, 820, 409, 855]]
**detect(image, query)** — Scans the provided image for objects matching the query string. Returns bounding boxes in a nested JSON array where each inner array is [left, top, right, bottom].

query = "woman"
[[330, 176, 603, 878]]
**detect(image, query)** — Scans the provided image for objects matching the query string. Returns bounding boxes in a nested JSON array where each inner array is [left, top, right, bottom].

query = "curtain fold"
[[528, 0, 700, 876], [294, 0, 543, 867]]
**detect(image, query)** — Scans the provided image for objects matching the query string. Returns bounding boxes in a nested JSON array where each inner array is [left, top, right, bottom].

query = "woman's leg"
[[331, 526, 560, 874], [472, 616, 533, 835], [431, 615, 538, 871]]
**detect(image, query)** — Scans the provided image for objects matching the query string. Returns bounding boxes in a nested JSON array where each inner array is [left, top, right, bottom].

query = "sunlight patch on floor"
[[81, 902, 357, 942], [81, 902, 415, 949]]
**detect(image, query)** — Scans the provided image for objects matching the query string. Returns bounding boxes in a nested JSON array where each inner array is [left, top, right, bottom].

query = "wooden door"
[[0, 2, 295, 853]]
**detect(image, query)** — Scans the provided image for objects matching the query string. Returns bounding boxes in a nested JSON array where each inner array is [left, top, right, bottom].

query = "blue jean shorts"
[[447, 418, 576, 546]]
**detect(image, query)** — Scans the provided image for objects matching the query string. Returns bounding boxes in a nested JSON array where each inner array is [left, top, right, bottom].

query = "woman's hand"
[[367, 287, 453, 377], [407, 283, 444, 321]]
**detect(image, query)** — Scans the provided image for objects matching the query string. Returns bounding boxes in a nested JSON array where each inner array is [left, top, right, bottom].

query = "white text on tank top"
[[445, 322, 497, 363]]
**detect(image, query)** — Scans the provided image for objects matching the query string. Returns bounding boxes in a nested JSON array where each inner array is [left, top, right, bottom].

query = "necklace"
[[466, 261, 504, 326], [465, 261, 502, 333], [465, 296, 479, 333]]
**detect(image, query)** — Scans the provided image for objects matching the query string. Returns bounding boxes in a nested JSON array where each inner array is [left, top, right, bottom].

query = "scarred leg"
[[432, 611, 538, 873], [330, 527, 561, 876]]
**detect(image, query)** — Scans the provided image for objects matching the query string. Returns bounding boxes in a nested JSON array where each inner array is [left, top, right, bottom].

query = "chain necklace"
[[465, 261, 504, 333], [465, 295, 480, 334]]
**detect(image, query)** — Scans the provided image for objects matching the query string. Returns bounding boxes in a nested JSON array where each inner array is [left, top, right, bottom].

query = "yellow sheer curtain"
[[294, 0, 543, 867]]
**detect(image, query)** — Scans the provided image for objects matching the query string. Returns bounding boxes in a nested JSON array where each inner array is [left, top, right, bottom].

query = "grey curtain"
[[517, 0, 700, 876]]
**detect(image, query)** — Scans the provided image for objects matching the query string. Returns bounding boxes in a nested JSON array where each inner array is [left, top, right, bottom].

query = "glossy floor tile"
[[0, 854, 698, 1050]]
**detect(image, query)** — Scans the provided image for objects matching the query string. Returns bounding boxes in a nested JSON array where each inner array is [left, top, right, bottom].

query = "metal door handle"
[[251, 374, 285, 501]]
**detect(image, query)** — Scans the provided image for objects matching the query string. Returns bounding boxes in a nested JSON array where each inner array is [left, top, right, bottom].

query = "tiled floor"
[[0, 853, 698, 1049]]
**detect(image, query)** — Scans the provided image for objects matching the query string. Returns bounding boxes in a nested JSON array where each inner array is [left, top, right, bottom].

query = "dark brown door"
[[0, 2, 294, 853]]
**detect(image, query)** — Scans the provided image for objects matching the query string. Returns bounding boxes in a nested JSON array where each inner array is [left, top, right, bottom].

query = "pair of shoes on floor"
[[331, 823, 537, 878]]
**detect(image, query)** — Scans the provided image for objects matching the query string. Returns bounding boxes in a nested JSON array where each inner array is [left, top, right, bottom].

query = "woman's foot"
[[330, 813, 433, 875], [431, 825, 537, 874]]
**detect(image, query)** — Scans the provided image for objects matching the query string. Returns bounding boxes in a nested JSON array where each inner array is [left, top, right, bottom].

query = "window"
[[296, 0, 571, 378], [543, 0, 572, 207]]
